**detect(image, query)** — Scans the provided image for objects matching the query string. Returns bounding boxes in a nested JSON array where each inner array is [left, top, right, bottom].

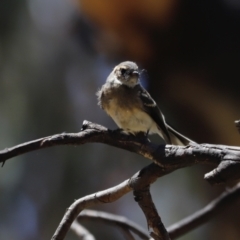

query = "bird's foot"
[[135, 131, 150, 143]]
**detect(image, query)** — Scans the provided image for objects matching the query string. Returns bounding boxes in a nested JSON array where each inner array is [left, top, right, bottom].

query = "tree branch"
[[51, 180, 131, 240], [1, 120, 240, 239], [120, 228, 136, 240], [133, 186, 170, 240], [51, 162, 174, 240], [130, 165, 171, 240], [1, 121, 240, 184], [52, 161, 240, 240], [70, 221, 95, 240]]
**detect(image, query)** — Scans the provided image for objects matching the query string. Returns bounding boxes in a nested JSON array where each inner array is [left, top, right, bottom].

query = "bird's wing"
[[138, 86, 171, 143]]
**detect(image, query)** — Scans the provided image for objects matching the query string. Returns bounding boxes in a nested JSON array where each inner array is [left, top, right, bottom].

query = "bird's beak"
[[132, 70, 140, 77]]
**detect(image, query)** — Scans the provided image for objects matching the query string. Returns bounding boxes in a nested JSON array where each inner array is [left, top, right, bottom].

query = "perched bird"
[[97, 61, 194, 145]]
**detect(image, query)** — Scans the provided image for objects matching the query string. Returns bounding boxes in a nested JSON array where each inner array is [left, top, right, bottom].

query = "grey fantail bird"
[[97, 61, 194, 145]]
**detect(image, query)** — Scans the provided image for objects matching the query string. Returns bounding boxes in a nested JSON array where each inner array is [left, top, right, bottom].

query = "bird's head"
[[112, 61, 140, 87]]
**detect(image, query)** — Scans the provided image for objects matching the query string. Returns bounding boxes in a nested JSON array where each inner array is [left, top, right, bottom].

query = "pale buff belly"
[[105, 99, 159, 135]]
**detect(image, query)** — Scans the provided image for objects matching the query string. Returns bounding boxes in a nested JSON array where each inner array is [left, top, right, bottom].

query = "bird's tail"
[[166, 125, 195, 146]]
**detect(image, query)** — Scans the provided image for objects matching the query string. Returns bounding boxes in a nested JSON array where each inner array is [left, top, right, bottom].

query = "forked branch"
[[1, 120, 240, 239], [1, 120, 240, 184]]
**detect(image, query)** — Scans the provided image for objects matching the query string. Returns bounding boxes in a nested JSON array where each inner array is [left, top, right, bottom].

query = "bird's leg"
[[134, 131, 150, 143], [146, 129, 150, 138], [111, 129, 150, 143], [145, 129, 151, 142], [111, 128, 124, 134], [111, 128, 135, 137]]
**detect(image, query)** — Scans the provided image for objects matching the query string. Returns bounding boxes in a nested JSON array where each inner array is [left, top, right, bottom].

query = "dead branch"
[[52, 161, 240, 240], [120, 228, 136, 240], [51, 180, 131, 240], [51, 162, 174, 240], [2, 120, 240, 239], [70, 221, 95, 240], [131, 165, 171, 240], [1, 121, 240, 184]]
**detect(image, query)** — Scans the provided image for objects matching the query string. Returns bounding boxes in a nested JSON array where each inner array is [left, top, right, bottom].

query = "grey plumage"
[[97, 61, 194, 146]]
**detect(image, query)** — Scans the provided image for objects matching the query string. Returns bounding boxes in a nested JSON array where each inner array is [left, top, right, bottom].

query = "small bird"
[[97, 61, 194, 145]]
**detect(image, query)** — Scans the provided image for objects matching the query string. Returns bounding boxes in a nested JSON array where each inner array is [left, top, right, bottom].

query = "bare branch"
[[0, 121, 149, 165], [51, 180, 131, 240], [2, 120, 240, 239], [133, 186, 170, 240], [71, 221, 95, 240], [167, 183, 240, 239], [130, 164, 172, 240], [51, 162, 173, 240], [77, 209, 150, 240], [54, 173, 240, 240], [1, 121, 240, 184], [120, 228, 136, 240]]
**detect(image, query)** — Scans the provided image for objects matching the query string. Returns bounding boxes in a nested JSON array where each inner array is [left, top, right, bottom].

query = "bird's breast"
[[101, 84, 140, 109], [99, 83, 157, 133]]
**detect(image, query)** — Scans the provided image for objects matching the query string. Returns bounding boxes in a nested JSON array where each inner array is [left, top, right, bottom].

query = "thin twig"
[[71, 221, 95, 240], [118, 227, 136, 240]]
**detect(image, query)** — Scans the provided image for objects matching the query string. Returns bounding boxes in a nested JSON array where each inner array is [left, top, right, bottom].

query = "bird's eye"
[[120, 68, 127, 75]]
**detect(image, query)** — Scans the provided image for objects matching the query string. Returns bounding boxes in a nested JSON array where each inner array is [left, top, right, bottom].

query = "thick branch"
[[133, 186, 170, 240], [130, 165, 172, 240], [51, 162, 168, 240], [52, 161, 240, 240], [1, 121, 240, 184], [0, 121, 152, 164], [1, 120, 240, 239], [51, 180, 131, 240]]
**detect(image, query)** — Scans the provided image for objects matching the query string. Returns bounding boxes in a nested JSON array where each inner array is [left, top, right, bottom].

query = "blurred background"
[[1, 0, 240, 239]]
